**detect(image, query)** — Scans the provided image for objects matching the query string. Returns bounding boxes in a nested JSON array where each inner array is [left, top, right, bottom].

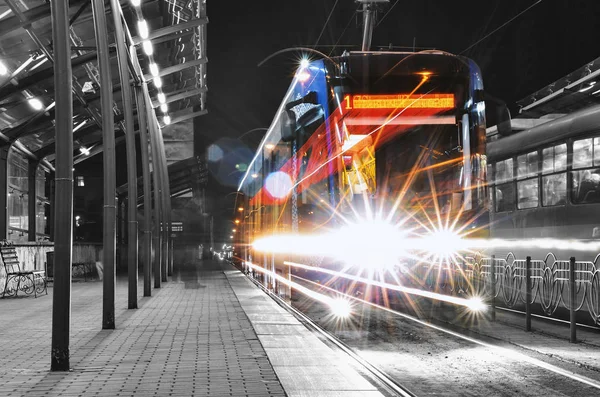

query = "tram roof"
[[0, 0, 207, 170]]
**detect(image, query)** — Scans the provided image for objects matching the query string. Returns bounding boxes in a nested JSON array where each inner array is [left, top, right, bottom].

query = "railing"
[[414, 252, 600, 326]]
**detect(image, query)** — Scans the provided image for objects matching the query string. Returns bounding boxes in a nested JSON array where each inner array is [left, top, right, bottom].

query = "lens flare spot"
[[466, 296, 487, 312], [264, 171, 292, 199], [330, 298, 352, 318], [207, 144, 223, 162]]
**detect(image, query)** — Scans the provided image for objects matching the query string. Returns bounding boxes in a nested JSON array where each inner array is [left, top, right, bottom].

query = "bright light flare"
[[0, 60, 8, 76], [149, 63, 159, 76], [465, 296, 487, 312], [163, 115, 171, 125], [284, 260, 487, 312], [416, 228, 466, 256], [330, 298, 352, 318], [245, 261, 348, 316], [138, 20, 149, 39], [131, 0, 141, 6], [143, 40, 153, 55], [157, 92, 166, 103], [160, 103, 168, 112], [153, 77, 162, 88], [28, 98, 43, 110], [299, 58, 310, 69]]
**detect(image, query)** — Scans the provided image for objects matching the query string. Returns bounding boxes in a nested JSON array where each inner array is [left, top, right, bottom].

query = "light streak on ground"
[[285, 260, 484, 311], [245, 261, 348, 317], [293, 274, 600, 391]]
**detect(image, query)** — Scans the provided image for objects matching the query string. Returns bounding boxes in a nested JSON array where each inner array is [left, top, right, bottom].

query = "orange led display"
[[343, 94, 454, 110]]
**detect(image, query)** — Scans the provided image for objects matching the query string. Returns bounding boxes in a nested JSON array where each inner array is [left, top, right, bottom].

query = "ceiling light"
[[142, 40, 153, 55], [79, 147, 90, 155], [163, 115, 171, 125], [131, 0, 141, 6], [28, 98, 43, 111], [579, 81, 596, 92], [160, 103, 168, 112], [153, 77, 162, 88], [0, 61, 7, 76], [138, 20, 149, 39], [0, 9, 12, 20], [157, 92, 166, 103], [149, 63, 159, 76]]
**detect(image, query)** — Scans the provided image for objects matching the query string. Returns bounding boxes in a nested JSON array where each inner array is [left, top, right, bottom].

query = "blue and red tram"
[[237, 51, 488, 298]]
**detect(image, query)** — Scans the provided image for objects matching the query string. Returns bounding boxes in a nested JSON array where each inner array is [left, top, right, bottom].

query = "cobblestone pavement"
[[0, 260, 287, 397]]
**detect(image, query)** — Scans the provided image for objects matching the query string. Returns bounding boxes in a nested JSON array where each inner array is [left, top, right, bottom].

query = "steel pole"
[[134, 83, 153, 297], [570, 257, 577, 343], [92, 0, 117, 330], [111, 0, 138, 310], [156, 128, 172, 276], [156, 127, 169, 281], [50, 0, 73, 372], [144, 84, 162, 288], [361, 3, 374, 51], [525, 256, 532, 332]]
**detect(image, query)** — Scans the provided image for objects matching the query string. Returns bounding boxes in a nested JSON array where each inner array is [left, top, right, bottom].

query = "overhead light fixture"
[[79, 147, 90, 156], [160, 103, 168, 112], [138, 20, 149, 39], [28, 98, 43, 111], [0, 61, 7, 76], [157, 92, 166, 103], [143, 40, 153, 55], [0, 9, 12, 20], [579, 81, 596, 92], [163, 115, 171, 125], [149, 63, 159, 76], [131, 0, 141, 6], [73, 120, 88, 132], [153, 77, 162, 88]]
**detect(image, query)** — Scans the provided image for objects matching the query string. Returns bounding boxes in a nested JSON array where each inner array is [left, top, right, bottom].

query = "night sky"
[[196, 0, 600, 234]]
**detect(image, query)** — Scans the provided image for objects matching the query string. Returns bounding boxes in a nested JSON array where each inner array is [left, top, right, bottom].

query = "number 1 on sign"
[[344, 95, 352, 110]]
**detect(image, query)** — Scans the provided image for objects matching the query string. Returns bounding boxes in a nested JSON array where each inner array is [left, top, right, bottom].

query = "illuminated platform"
[[0, 259, 385, 396]]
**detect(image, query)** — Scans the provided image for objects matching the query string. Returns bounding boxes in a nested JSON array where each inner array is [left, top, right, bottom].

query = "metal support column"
[[27, 159, 38, 242], [92, 0, 117, 330], [0, 147, 9, 240], [156, 129, 171, 276], [144, 84, 162, 288], [50, 0, 73, 371], [134, 83, 153, 297], [111, 0, 138, 310], [156, 128, 169, 281]]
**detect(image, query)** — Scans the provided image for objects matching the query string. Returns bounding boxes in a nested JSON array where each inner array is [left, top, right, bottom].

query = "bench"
[[1, 242, 47, 298]]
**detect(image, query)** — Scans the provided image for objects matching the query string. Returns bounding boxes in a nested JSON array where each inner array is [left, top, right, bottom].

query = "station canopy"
[[0, 0, 207, 196]]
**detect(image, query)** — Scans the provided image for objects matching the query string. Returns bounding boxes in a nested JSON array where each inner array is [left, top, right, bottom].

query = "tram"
[[487, 104, 600, 261], [237, 51, 488, 295]]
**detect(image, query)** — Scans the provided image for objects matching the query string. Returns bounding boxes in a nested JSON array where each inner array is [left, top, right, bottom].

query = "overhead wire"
[[460, 0, 544, 55], [375, 0, 400, 28], [328, 10, 358, 57], [313, 0, 340, 49]]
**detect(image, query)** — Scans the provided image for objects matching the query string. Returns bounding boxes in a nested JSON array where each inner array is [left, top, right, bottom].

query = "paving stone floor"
[[0, 260, 287, 397]]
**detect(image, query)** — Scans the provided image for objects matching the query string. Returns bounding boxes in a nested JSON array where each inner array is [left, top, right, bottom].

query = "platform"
[[0, 259, 386, 397]]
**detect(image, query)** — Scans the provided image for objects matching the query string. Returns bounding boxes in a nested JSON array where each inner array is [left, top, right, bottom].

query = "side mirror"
[[281, 109, 297, 142]]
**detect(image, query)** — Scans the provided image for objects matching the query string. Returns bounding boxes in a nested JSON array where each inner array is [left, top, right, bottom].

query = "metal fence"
[[416, 252, 600, 325]]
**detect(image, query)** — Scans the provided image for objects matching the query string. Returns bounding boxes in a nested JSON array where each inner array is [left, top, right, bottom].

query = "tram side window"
[[495, 183, 515, 212], [494, 159, 515, 212], [516, 151, 538, 209], [494, 158, 513, 184], [542, 143, 567, 206], [571, 138, 600, 204]]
